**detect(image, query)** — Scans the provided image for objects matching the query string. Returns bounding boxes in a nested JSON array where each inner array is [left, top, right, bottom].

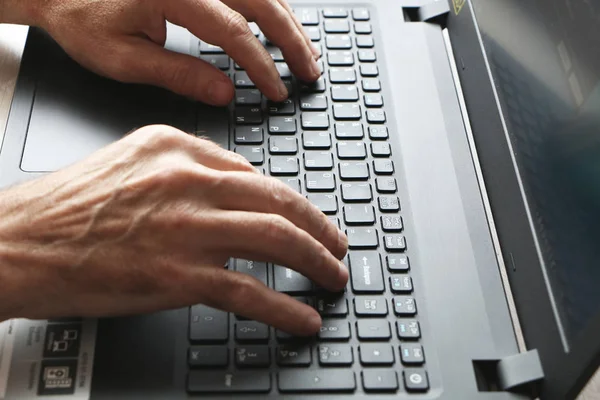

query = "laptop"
[[0, 0, 599, 398]]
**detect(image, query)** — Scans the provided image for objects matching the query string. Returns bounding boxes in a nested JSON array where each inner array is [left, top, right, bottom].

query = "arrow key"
[[235, 321, 270, 343]]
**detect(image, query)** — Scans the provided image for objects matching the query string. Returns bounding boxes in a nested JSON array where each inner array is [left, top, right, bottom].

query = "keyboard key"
[[302, 112, 330, 129], [327, 51, 354, 66], [344, 205, 375, 225], [333, 103, 361, 120], [381, 215, 403, 232], [305, 172, 336, 191], [349, 251, 384, 292], [235, 127, 263, 144], [323, 7, 348, 17], [200, 54, 230, 70], [354, 22, 373, 34], [318, 320, 351, 340], [199, 41, 224, 53], [304, 151, 334, 170], [278, 370, 356, 392], [234, 259, 268, 286], [190, 305, 229, 343], [324, 19, 350, 33], [367, 110, 387, 124], [356, 35, 374, 48], [235, 147, 264, 165], [378, 195, 400, 211], [235, 321, 270, 342], [342, 183, 372, 202], [329, 67, 356, 83], [365, 94, 384, 107], [404, 369, 429, 392], [358, 50, 377, 62], [390, 275, 413, 293], [360, 64, 379, 77], [362, 370, 399, 392], [397, 320, 421, 339], [388, 254, 410, 272], [300, 76, 326, 93], [359, 344, 394, 365], [296, 8, 319, 25], [303, 131, 331, 149], [339, 161, 369, 180], [331, 85, 360, 101], [335, 121, 363, 138], [394, 296, 417, 316], [269, 137, 298, 154], [308, 194, 338, 214], [188, 371, 271, 393], [265, 45, 284, 61], [329, 216, 340, 229], [352, 8, 370, 21], [235, 346, 271, 368], [337, 142, 367, 159], [300, 94, 328, 111], [319, 344, 353, 365], [347, 228, 379, 250], [236, 89, 261, 105], [376, 177, 397, 193], [278, 177, 301, 193], [384, 235, 407, 252], [277, 345, 312, 366], [362, 78, 381, 92], [400, 344, 425, 365], [269, 116, 297, 134], [374, 159, 394, 175], [316, 295, 348, 317], [236, 107, 263, 124], [249, 22, 260, 36], [234, 71, 255, 88], [371, 142, 391, 157], [268, 98, 295, 115], [306, 26, 321, 41], [357, 319, 391, 340], [326, 35, 352, 49], [369, 126, 389, 139], [354, 296, 388, 316], [274, 266, 313, 293], [270, 156, 299, 175], [188, 346, 228, 368]]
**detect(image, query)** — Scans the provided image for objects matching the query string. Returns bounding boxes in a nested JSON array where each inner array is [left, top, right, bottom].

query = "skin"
[[0, 1, 347, 335]]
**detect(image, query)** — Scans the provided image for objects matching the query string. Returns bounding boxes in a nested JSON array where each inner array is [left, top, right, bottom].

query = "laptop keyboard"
[[189, 6, 429, 395]]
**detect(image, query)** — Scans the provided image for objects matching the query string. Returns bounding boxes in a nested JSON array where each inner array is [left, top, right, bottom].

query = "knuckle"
[[227, 274, 260, 308], [266, 178, 296, 212], [263, 214, 293, 243], [152, 60, 194, 93], [224, 11, 252, 41], [132, 125, 187, 148]]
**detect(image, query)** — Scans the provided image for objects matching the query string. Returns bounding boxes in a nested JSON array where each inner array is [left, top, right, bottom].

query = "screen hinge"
[[402, 0, 450, 25], [473, 350, 545, 396]]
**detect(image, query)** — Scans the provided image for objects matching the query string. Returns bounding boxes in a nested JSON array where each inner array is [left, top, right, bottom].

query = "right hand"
[[0, 126, 348, 335]]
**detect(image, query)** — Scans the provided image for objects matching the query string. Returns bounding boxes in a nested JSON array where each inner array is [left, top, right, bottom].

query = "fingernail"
[[308, 313, 322, 332], [277, 80, 289, 100], [311, 43, 321, 59], [207, 80, 232, 105], [338, 260, 349, 280], [311, 60, 321, 79]]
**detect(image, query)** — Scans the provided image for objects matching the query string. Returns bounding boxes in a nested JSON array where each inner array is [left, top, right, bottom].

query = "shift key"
[[349, 252, 384, 293]]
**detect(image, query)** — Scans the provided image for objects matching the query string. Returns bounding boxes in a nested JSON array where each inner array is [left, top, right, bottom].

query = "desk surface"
[[0, 23, 598, 400]]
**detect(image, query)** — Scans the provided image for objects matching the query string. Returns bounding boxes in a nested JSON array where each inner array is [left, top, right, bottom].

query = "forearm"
[[0, 0, 45, 26]]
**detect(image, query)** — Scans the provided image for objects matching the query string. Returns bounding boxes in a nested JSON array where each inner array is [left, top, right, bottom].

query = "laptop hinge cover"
[[497, 350, 545, 391], [401, 0, 450, 24]]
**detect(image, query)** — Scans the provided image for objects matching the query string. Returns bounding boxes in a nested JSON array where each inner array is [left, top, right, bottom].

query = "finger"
[[211, 172, 348, 259], [163, 0, 288, 101], [181, 134, 259, 174], [207, 210, 348, 293], [276, 0, 320, 59]]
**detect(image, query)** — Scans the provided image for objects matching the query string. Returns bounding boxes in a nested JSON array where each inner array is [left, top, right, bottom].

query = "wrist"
[[0, 0, 48, 27]]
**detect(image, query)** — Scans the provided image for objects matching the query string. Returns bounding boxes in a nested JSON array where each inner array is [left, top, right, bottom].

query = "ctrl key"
[[404, 369, 429, 392], [187, 371, 271, 393], [278, 370, 356, 393]]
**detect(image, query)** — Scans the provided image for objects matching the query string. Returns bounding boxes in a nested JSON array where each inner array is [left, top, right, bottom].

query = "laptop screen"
[[469, 0, 600, 348]]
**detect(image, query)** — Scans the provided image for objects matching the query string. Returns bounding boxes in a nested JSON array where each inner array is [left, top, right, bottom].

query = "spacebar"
[[278, 370, 356, 392], [188, 371, 271, 393]]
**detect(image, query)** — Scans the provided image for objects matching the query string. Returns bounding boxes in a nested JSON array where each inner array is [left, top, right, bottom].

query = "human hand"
[[3, 0, 320, 105], [0, 126, 348, 335]]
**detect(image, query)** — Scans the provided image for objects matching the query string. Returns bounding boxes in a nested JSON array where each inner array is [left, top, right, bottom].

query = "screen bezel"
[[445, 0, 600, 398]]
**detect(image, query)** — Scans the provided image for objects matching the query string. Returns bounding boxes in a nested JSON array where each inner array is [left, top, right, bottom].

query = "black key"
[[316, 296, 348, 317], [235, 127, 263, 144], [302, 112, 330, 129], [278, 177, 301, 193], [270, 156, 299, 176], [235, 322, 270, 342], [344, 205, 375, 225], [236, 89, 262, 105], [354, 296, 388, 316], [381, 215, 403, 232], [306, 26, 321, 41], [376, 177, 397, 193], [234, 71, 255, 88], [276, 345, 312, 366], [358, 50, 377, 62], [275, 62, 291, 78], [374, 159, 394, 175], [235, 147, 264, 165], [304, 151, 334, 170], [296, 8, 319, 25], [404, 369, 429, 392], [274, 265, 313, 293], [190, 305, 229, 343], [388, 254, 410, 272], [269, 116, 297, 134], [199, 41, 224, 53], [325, 35, 352, 49], [378, 195, 400, 211], [308, 194, 338, 214], [369, 126, 389, 139], [188, 346, 228, 368], [305, 172, 336, 192], [362, 370, 399, 392], [365, 94, 384, 107], [354, 22, 373, 34], [319, 320, 351, 340], [278, 370, 356, 392], [400, 344, 425, 365], [329, 67, 356, 83], [269, 137, 298, 154], [200, 54, 230, 70], [397, 320, 421, 339], [300, 77, 326, 93], [356, 35, 374, 48], [349, 252, 384, 292], [323, 7, 349, 17], [333, 103, 361, 120], [357, 319, 391, 340], [324, 19, 350, 33], [371, 142, 391, 157], [236, 107, 263, 124], [335, 121, 363, 138], [347, 228, 379, 250], [359, 344, 395, 365], [339, 161, 369, 180], [188, 371, 271, 393], [337, 142, 367, 159], [390, 275, 413, 293], [328, 51, 354, 66], [331, 85, 360, 102], [303, 131, 331, 149], [300, 94, 328, 111], [236, 346, 271, 368], [352, 8, 370, 20], [367, 110, 387, 123], [393, 296, 417, 316], [342, 183, 372, 202], [319, 344, 353, 365], [234, 259, 268, 286], [266, 46, 284, 61], [268, 98, 295, 115], [384, 235, 407, 251]]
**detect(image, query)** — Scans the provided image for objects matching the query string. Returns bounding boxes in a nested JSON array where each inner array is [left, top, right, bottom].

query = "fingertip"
[[306, 311, 322, 334]]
